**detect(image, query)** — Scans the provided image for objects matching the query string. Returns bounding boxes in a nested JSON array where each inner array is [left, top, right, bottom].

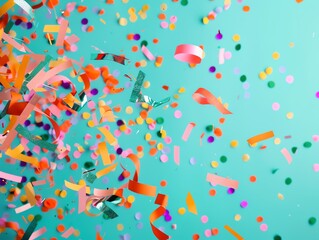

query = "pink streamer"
[[182, 122, 196, 141], [174, 146, 180, 165]]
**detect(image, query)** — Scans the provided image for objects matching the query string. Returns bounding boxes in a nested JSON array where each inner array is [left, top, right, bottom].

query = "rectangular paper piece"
[[206, 173, 239, 189]]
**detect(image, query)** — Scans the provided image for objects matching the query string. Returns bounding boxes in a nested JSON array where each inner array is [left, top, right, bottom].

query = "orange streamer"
[[247, 131, 274, 146], [150, 194, 169, 240]]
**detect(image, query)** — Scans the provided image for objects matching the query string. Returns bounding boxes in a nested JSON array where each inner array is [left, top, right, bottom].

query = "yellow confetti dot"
[[119, 18, 128, 26], [57, 208, 64, 214], [141, 103, 149, 109], [119, 125, 127, 132], [234, 214, 241, 221], [127, 195, 135, 203], [145, 133, 152, 141], [140, 60, 147, 67], [78, 179, 86, 186], [178, 87, 185, 93], [160, 129, 167, 138], [232, 34, 240, 42], [82, 112, 90, 119], [278, 193, 284, 200], [202, 17, 209, 24], [98, 100, 106, 107], [87, 120, 95, 128], [242, 154, 250, 162], [27, 214, 34, 222], [142, 4, 149, 11], [60, 190, 67, 198], [178, 207, 186, 215], [289, 42, 294, 48], [146, 118, 154, 124], [0, 187, 6, 194], [117, 224, 124, 231], [230, 140, 238, 148], [136, 116, 144, 125], [169, 23, 176, 30], [157, 143, 164, 150], [274, 138, 281, 145], [265, 67, 273, 75], [9, 30, 16, 38], [286, 112, 294, 119], [259, 71, 267, 80], [129, 14, 138, 23], [128, 7, 135, 14], [137, 151, 144, 158], [173, 94, 179, 99], [54, 189, 60, 196], [20, 195, 28, 203], [160, 3, 168, 11], [74, 229, 80, 237], [143, 80, 150, 88], [69, 70, 76, 78], [272, 52, 280, 60], [125, 106, 133, 114], [211, 161, 218, 168]]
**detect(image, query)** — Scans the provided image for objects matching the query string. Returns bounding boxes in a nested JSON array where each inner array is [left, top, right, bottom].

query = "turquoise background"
[[2, 0, 319, 239]]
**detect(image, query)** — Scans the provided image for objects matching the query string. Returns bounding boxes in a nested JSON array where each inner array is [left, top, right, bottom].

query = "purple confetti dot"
[[24, 120, 31, 127], [0, 178, 7, 186], [116, 148, 123, 155], [316, 92, 319, 98], [26, 22, 33, 29], [43, 124, 50, 131], [215, 30, 223, 40], [65, 110, 72, 116], [21, 176, 27, 183], [133, 34, 140, 40], [62, 81, 70, 89], [240, 200, 248, 208], [26, 151, 33, 156], [117, 120, 124, 126], [227, 188, 235, 194], [20, 161, 27, 167], [91, 88, 98, 95], [207, 136, 215, 143], [35, 122, 43, 127], [164, 215, 172, 222], [118, 174, 125, 181], [15, 19, 22, 25], [102, 176, 109, 184], [81, 18, 88, 25], [209, 66, 216, 73]]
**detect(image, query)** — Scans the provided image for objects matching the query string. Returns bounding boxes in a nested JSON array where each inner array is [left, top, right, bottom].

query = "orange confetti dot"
[[30, 33, 37, 39], [158, 13, 166, 20], [122, 170, 130, 178], [153, 38, 159, 44], [296, 0, 303, 2], [96, 134, 102, 139], [243, 5, 250, 12], [193, 234, 200, 240], [57, 214, 64, 220], [23, 37, 30, 44], [110, 154, 116, 162], [208, 14, 215, 20], [148, 140, 157, 146], [63, 10, 70, 17], [211, 228, 219, 235], [135, 62, 141, 68], [162, 85, 169, 91], [170, 102, 178, 108], [256, 216, 263, 222], [132, 45, 138, 52], [56, 224, 65, 233], [250, 175, 257, 182], [47, 0, 59, 9], [136, 146, 143, 152], [209, 189, 216, 196], [160, 180, 167, 187], [57, 48, 64, 55], [149, 148, 157, 156], [214, 128, 223, 137], [215, 72, 222, 79], [77, 6, 87, 12], [140, 110, 148, 119], [51, 238, 58, 240], [70, 163, 78, 170], [43, 198, 57, 210], [87, 26, 94, 32], [99, 9, 105, 15], [127, 34, 134, 40], [124, 201, 132, 208], [219, 117, 225, 124]]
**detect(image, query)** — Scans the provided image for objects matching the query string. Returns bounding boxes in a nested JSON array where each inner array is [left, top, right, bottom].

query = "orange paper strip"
[[128, 179, 157, 197], [25, 182, 37, 206], [192, 87, 232, 114], [98, 142, 111, 165], [224, 225, 244, 240], [150, 194, 170, 240], [0, 0, 14, 18], [96, 163, 117, 178], [186, 192, 197, 215], [247, 131, 274, 146], [98, 127, 117, 146]]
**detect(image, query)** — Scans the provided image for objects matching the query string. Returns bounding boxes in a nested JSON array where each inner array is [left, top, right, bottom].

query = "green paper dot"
[[303, 141, 312, 148], [140, 40, 148, 47], [220, 156, 227, 163], [309, 217, 316, 225], [240, 75, 247, 82], [41, 134, 49, 141], [285, 177, 292, 185], [34, 214, 42, 221], [181, 0, 188, 6], [274, 235, 282, 240], [268, 81, 275, 88], [206, 125, 213, 132], [235, 44, 241, 51], [291, 147, 297, 154], [156, 117, 164, 124], [17, 183, 23, 189], [84, 161, 94, 169]]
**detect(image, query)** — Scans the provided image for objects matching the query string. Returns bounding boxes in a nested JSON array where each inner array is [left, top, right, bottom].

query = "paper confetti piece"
[[78, 186, 87, 214], [98, 142, 111, 165], [91, 53, 129, 65], [29, 227, 47, 240], [219, 48, 225, 64], [174, 145, 180, 165], [5, 145, 39, 167], [21, 218, 38, 240], [0, 0, 14, 18], [281, 148, 293, 164], [56, 19, 69, 46], [61, 227, 75, 238], [206, 173, 239, 189], [186, 192, 198, 215], [0, 171, 23, 183], [182, 122, 196, 141], [224, 225, 244, 240], [43, 25, 71, 33], [15, 203, 34, 214], [247, 131, 274, 146], [192, 88, 232, 114], [98, 127, 118, 146], [96, 163, 117, 178], [64, 180, 91, 194], [174, 44, 204, 64], [150, 194, 170, 240], [14, 0, 34, 18], [141, 45, 155, 61], [25, 182, 37, 206]]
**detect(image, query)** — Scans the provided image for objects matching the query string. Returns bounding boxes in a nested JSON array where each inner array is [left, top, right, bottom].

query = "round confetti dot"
[[274, 138, 281, 145], [313, 135, 319, 142], [265, 67, 273, 75], [285, 177, 292, 185], [303, 141, 312, 148], [209, 189, 216, 196], [127, 195, 135, 203], [286, 112, 294, 119], [256, 216, 263, 222], [232, 34, 240, 42], [190, 157, 196, 165], [117, 224, 124, 231], [274, 235, 282, 240], [211, 161, 218, 168], [234, 214, 241, 221], [272, 52, 280, 60], [81, 18, 88, 25], [201, 215, 208, 223], [160, 154, 168, 163], [240, 75, 247, 82], [209, 66, 216, 73], [235, 44, 241, 51], [268, 81, 275, 88], [211, 228, 219, 235], [220, 155, 227, 163], [207, 136, 215, 143], [181, 0, 188, 6], [143, 81, 150, 88], [230, 140, 238, 148], [240, 200, 248, 208], [286, 75, 294, 84], [260, 223, 268, 231], [272, 102, 280, 111], [160, 21, 169, 28], [243, 5, 250, 12], [224, 51, 232, 60], [174, 110, 182, 118], [119, 18, 127, 26], [259, 72, 267, 80], [160, 180, 167, 187], [227, 188, 235, 194], [309, 217, 316, 225], [316, 92, 319, 98], [178, 208, 186, 215], [204, 229, 211, 237], [250, 176, 257, 182], [242, 154, 250, 161], [202, 17, 209, 24]]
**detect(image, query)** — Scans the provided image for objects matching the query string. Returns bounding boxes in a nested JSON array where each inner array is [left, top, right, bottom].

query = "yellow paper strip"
[[25, 182, 36, 206], [186, 192, 197, 215], [0, 0, 14, 18], [5, 145, 39, 167], [98, 127, 117, 146], [98, 142, 111, 165], [43, 25, 71, 33], [64, 180, 90, 194], [96, 163, 117, 178], [224, 225, 244, 240]]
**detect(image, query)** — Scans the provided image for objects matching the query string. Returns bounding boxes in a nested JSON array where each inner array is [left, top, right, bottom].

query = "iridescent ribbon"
[[90, 53, 130, 65]]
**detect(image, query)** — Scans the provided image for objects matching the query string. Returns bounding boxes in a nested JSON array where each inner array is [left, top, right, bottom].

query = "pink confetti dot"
[[164, 136, 172, 144], [240, 200, 248, 208], [313, 163, 319, 172], [224, 51, 232, 60], [148, 123, 156, 130], [201, 215, 208, 224], [170, 16, 177, 23], [124, 128, 132, 135], [160, 21, 168, 28], [316, 92, 319, 98], [204, 229, 212, 237], [87, 101, 95, 109], [243, 82, 250, 90], [70, 45, 78, 52], [272, 102, 280, 111], [260, 223, 268, 231], [114, 129, 121, 137], [73, 151, 81, 158], [160, 154, 169, 163], [174, 110, 182, 118], [286, 75, 294, 84], [313, 135, 319, 142]]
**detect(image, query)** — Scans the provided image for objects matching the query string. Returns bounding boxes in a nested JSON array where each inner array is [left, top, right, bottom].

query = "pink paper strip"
[[31, 180, 46, 186], [174, 146, 180, 165], [15, 203, 33, 214], [56, 19, 69, 46], [62, 227, 75, 238], [65, 34, 80, 45], [0, 171, 23, 182], [29, 227, 47, 240], [93, 188, 114, 197], [174, 44, 203, 64], [78, 186, 87, 214], [206, 173, 239, 189], [182, 122, 196, 141], [281, 148, 292, 164], [141, 45, 155, 61], [2, 32, 26, 52], [219, 48, 225, 64]]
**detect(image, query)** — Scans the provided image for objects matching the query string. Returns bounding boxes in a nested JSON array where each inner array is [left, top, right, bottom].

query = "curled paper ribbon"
[[91, 53, 129, 65], [150, 194, 170, 240], [174, 44, 204, 64], [130, 71, 170, 107], [247, 131, 274, 146], [192, 87, 232, 115]]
